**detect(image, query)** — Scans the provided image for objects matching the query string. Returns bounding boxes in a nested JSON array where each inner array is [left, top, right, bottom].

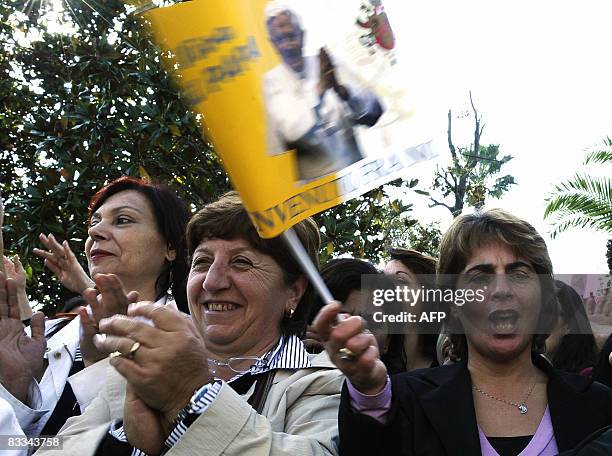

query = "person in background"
[[383, 247, 439, 373], [591, 333, 612, 389], [0, 177, 190, 438], [2, 255, 33, 323], [546, 280, 598, 375], [315, 208, 612, 455], [586, 292, 596, 315], [0, 268, 46, 442], [304, 258, 379, 353]]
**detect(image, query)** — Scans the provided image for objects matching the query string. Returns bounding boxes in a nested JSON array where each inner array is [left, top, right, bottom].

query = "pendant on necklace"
[[518, 404, 528, 414]]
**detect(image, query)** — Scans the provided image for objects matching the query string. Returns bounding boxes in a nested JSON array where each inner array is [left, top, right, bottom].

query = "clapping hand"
[[313, 301, 388, 395], [3, 255, 32, 320], [93, 301, 210, 445], [33, 234, 94, 294], [78, 274, 139, 366], [0, 271, 46, 404]]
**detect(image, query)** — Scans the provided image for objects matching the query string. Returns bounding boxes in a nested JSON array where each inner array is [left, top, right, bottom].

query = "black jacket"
[[339, 354, 612, 456], [592, 333, 612, 389]]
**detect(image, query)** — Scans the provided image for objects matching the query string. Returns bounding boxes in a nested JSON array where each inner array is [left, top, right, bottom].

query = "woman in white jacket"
[[0, 177, 190, 438]]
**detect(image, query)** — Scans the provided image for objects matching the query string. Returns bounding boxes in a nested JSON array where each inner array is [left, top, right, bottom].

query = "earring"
[[286, 308, 295, 319], [166, 262, 174, 297]]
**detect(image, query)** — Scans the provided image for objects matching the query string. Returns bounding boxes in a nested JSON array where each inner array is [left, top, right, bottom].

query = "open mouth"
[[488, 309, 519, 334], [205, 302, 240, 312]]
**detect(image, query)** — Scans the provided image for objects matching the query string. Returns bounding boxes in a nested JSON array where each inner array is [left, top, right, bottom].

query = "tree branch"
[[429, 197, 454, 213], [447, 109, 457, 162], [440, 171, 456, 194], [468, 90, 481, 167]]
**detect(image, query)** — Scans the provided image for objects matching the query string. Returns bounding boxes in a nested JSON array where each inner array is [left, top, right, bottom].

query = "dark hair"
[[551, 280, 598, 373], [186, 191, 320, 337], [308, 258, 379, 323], [437, 209, 558, 362], [388, 247, 437, 276], [88, 176, 190, 313], [384, 247, 439, 373]]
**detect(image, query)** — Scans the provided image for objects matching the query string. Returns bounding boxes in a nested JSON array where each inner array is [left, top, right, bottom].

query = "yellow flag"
[[144, 0, 434, 238]]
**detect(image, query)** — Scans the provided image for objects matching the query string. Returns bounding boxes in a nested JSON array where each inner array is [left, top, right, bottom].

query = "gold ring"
[[125, 342, 141, 359], [109, 342, 141, 360], [338, 347, 356, 361]]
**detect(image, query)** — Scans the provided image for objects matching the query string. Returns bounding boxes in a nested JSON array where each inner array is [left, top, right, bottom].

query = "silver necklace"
[[472, 380, 536, 415]]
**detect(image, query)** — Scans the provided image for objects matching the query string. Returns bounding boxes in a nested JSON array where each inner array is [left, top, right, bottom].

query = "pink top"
[[478, 406, 558, 456]]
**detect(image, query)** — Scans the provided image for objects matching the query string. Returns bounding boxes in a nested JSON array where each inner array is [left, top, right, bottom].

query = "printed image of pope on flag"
[[263, 2, 385, 183]]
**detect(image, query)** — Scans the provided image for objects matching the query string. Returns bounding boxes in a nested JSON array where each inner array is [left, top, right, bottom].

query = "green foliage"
[[0, 0, 230, 312], [544, 139, 612, 238], [400, 221, 441, 258], [315, 179, 442, 265], [0, 0, 440, 313], [424, 97, 516, 217]]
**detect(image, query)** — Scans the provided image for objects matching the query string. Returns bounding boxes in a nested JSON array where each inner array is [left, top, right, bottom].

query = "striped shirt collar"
[[224, 334, 311, 382]]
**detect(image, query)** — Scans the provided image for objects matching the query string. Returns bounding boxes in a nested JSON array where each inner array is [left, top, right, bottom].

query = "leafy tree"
[[1, 0, 230, 312], [423, 92, 515, 217], [0, 0, 439, 313], [544, 141, 612, 237], [315, 180, 442, 265]]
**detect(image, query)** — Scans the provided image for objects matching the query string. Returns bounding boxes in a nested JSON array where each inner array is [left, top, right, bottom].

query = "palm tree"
[[544, 138, 612, 239]]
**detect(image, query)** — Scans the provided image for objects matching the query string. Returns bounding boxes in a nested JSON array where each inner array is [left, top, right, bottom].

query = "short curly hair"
[[186, 191, 320, 337]]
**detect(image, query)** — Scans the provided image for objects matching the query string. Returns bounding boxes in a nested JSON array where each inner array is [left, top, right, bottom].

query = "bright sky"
[[379, 0, 612, 274]]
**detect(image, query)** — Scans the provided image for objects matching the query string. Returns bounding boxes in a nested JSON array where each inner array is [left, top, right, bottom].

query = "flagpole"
[[281, 227, 334, 304]]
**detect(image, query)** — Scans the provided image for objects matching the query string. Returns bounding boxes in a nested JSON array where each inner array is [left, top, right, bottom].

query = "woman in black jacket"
[[314, 209, 612, 456]]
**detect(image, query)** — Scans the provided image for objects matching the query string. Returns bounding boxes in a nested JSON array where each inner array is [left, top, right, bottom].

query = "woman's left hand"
[[94, 302, 212, 429]]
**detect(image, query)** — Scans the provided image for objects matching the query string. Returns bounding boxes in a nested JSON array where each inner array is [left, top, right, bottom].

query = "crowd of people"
[[1, 176, 612, 456]]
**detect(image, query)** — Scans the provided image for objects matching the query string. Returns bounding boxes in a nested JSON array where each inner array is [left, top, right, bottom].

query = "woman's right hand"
[[78, 274, 139, 366], [3, 255, 32, 320], [313, 301, 388, 395], [33, 233, 94, 294], [0, 271, 46, 403]]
